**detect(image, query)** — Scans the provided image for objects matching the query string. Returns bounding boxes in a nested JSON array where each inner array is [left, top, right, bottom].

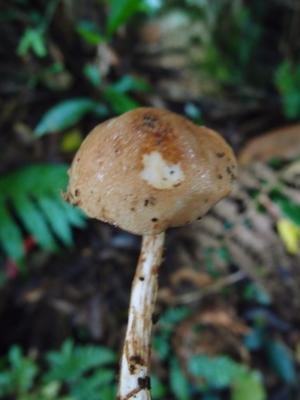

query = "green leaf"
[[203, 395, 221, 400], [189, 354, 266, 399], [0, 201, 24, 261], [113, 75, 150, 93], [0, 371, 11, 396], [60, 130, 83, 153], [275, 198, 300, 227], [188, 354, 244, 389], [37, 196, 73, 246], [0, 164, 85, 261], [103, 87, 140, 114], [184, 103, 203, 124], [152, 332, 170, 361], [153, 307, 191, 360], [98, 385, 117, 400], [243, 283, 271, 305], [75, 345, 116, 367], [282, 92, 300, 119], [8, 346, 38, 394], [83, 64, 102, 87], [40, 381, 62, 399], [71, 371, 114, 398], [266, 340, 297, 384], [17, 28, 47, 58], [243, 328, 264, 351], [232, 371, 266, 400], [106, 0, 146, 37], [71, 369, 115, 399], [169, 357, 190, 400], [151, 375, 167, 400], [34, 98, 102, 137], [159, 307, 191, 326], [45, 340, 116, 383], [13, 194, 58, 251], [59, 199, 86, 229], [274, 60, 300, 119], [77, 20, 104, 45], [0, 341, 118, 399]]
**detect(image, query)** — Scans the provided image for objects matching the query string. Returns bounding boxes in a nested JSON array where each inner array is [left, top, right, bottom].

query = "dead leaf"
[[239, 124, 300, 165], [170, 267, 213, 288]]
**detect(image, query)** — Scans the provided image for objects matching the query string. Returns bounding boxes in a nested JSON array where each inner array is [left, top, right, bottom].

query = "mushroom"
[[65, 107, 237, 399]]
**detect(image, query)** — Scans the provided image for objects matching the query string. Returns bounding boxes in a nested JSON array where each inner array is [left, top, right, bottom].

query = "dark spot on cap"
[[74, 189, 80, 196], [144, 197, 156, 207], [173, 182, 181, 188], [218, 174, 223, 179], [216, 152, 225, 158], [151, 218, 158, 222], [226, 166, 236, 182], [131, 207, 135, 211], [143, 113, 158, 129], [170, 170, 175, 174]]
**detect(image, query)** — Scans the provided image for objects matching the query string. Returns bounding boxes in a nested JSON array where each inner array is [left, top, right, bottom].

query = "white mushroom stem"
[[118, 232, 165, 400]]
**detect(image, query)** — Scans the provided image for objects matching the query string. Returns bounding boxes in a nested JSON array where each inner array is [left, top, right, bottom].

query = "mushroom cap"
[[65, 107, 237, 235]]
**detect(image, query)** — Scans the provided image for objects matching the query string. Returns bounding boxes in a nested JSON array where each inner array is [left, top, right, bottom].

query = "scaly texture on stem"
[[118, 232, 165, 400]]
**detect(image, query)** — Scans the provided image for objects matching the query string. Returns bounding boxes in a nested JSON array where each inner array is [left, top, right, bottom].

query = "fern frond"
[[45, 340, 116, 383], [0, 164, 86, 262], [70, 369, 116, 400], [0, 346, 38, 397]]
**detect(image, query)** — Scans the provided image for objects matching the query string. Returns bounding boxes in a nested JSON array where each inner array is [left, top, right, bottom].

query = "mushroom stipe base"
[[118, 233, 165, 400]]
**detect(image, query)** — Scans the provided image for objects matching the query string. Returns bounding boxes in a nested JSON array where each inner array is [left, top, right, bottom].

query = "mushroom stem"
[[118, 232, 165, 400]]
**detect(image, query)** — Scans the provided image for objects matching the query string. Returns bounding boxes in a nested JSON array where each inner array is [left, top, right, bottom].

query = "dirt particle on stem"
[[129, 355, 145, 366], [129, 364, 136, 374], [137, 376, 151, 390], [152, 313, 159, 324]]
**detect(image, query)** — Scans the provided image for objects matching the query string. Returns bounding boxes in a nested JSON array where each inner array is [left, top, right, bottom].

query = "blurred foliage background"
[[1, 0, 300, 399]]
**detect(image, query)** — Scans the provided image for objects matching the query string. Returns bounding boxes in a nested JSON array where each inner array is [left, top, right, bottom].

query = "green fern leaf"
[[37, 196, 73, 246], [0, 202, 24, 261], [0, 346, 38, 396], [12, 193, 58, 252], [59, 199, 86, 229], [45, 340, 116, 383], [0, 164, 86, 262], [71, 369, 116, 400]]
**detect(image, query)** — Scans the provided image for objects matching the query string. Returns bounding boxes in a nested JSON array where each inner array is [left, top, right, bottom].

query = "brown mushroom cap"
[[65, 107, 237, 235]]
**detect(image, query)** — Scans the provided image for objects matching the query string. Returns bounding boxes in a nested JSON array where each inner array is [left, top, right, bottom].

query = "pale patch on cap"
[[140, 151, 185, 189]]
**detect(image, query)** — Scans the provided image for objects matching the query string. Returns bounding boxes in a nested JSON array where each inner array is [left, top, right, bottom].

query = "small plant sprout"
[[65, 108, 237, 399]]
